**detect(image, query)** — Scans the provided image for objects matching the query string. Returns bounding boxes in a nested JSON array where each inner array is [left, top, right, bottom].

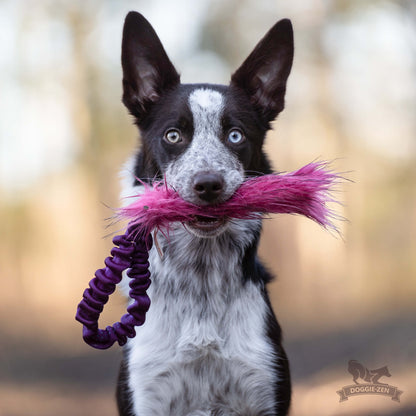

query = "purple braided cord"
[[75, 224, 152, 349]]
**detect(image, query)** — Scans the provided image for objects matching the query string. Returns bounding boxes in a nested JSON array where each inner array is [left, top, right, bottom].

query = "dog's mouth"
[[186, 215, 228, 237]]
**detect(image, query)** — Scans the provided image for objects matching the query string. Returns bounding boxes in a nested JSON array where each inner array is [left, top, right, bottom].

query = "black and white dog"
[[117, 11, 294, 416]]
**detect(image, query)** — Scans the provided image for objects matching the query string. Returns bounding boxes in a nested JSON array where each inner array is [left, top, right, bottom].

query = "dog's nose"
[[193, 173, 224, 203]]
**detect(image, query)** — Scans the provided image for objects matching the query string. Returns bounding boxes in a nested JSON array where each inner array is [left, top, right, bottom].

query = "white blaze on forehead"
[[189, 88, 224, 112], [189, 88, 224, 132]]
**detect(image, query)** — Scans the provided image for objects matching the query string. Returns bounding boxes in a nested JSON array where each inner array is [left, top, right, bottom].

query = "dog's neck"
[[149, 219, 262, 294]]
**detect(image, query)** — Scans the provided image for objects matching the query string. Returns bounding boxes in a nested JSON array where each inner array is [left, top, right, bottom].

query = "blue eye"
[[227, 129, 244, 145], [164, 129, 182, 144]]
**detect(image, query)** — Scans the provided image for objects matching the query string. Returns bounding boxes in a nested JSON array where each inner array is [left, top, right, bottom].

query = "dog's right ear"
[[121, 12, 180, 122]]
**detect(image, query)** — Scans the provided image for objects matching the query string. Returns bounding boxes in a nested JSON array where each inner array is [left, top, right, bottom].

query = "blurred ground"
[[0, 314, 415, 416]]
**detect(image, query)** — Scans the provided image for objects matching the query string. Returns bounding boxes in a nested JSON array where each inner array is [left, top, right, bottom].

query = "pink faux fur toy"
[[120, 161, 340, 234]]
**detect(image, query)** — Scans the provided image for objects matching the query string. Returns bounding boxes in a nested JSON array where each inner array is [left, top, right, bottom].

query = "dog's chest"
[[125, 230, 277, 415]]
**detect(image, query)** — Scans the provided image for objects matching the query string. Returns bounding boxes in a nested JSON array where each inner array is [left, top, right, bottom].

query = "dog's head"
[[121, 12, 293, 237]]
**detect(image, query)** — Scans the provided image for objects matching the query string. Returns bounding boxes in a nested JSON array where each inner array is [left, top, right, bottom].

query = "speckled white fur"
[[124, 221, 277, 416]]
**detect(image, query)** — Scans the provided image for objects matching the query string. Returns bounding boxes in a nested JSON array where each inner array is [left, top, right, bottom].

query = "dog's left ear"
[[231, 19, 294, 124]]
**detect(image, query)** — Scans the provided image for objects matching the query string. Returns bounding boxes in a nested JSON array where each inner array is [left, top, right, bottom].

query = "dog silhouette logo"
[[348, 360, 391, 385], [337, 360, 403, 403]]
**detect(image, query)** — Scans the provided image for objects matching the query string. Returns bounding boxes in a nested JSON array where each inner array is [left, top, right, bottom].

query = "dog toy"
[[76, 161, 341, 349]]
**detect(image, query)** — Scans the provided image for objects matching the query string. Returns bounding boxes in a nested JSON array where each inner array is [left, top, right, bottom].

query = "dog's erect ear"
[[231, 19, 294, 124], [121, 12, 180, 121]]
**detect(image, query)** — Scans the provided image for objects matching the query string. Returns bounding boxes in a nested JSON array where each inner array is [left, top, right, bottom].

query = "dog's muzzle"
[[185, 172, 230, 237]]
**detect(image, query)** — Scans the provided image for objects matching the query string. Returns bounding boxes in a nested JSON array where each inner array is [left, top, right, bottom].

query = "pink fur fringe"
[[120, 161, 341, 235]]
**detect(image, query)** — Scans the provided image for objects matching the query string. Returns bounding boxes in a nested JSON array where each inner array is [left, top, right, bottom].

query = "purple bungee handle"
[[75, 224, 152, 349]]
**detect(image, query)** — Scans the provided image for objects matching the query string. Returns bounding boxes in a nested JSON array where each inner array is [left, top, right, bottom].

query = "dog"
[[348, 360, 392, 385], [116, 11, 294, 416]]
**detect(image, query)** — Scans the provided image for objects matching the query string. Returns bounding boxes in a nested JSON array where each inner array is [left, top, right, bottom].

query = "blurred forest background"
[[1, 0, 415, 415]]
